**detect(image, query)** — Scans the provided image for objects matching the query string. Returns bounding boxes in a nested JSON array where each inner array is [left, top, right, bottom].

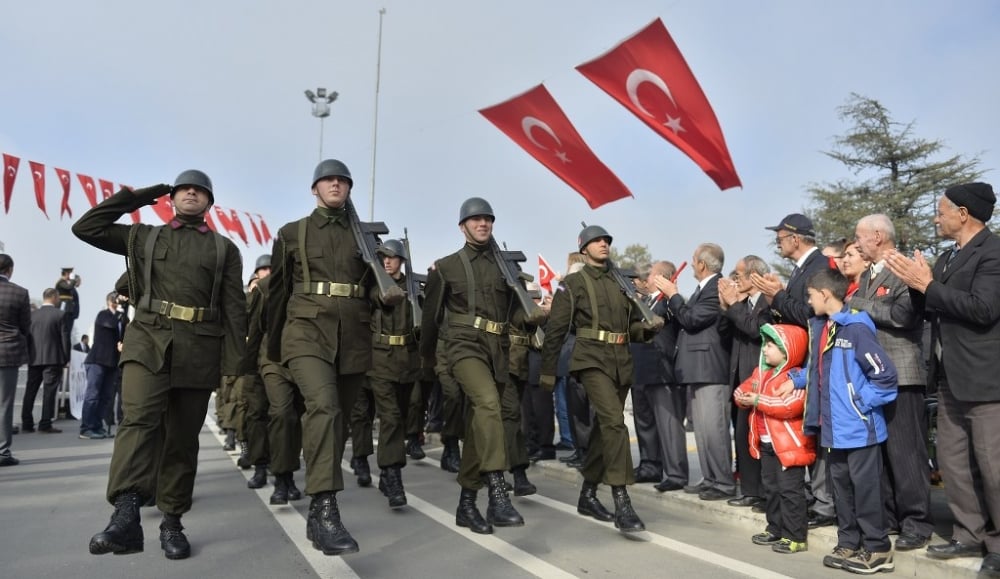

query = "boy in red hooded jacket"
[[735, 323, 815, 554]]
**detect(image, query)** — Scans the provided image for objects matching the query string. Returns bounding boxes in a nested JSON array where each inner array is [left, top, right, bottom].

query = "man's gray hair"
[[696, 243, 725, 274], [741, 254, 770, 276], [859, 213, 896, 243]]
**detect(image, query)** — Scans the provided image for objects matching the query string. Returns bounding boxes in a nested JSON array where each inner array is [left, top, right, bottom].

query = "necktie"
[[944, 248, 959, 272], [790, 265, 800, 281]]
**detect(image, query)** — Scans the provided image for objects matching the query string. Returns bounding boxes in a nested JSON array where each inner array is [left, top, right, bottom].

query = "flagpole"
[[368, 7, 386, 221]]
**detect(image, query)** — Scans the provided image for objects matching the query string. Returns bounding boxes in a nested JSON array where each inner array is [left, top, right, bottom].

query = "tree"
[[808, 93, 983, 256], [609, 243, 652, 271]]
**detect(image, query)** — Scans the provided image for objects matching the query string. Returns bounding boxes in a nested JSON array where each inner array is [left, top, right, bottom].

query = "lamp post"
[[304, 87, 338, 161], [368, 7, 386, 221]]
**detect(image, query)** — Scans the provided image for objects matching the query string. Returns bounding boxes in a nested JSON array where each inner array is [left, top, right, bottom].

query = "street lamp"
[[304, 87, 338, 161]]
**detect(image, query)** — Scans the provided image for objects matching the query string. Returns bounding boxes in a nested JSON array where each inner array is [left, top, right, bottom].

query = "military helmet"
[[172, 169, 214, 203], [254, 254, 272, 273], [312, 159, 353, 188], [458, 197, 495, 224], [578, 224, 613, 252], [376, 239, 406, 260]]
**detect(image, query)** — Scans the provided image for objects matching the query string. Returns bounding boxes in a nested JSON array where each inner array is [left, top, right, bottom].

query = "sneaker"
[[823, 546, 858, 569], [752, 531, 781, 545], [771, 538, 808, 554], [79, 430, 107, 440], [842, 548, 894, 574]]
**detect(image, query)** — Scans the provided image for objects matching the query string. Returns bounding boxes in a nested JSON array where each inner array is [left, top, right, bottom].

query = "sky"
[[2, 0, 999, 336]]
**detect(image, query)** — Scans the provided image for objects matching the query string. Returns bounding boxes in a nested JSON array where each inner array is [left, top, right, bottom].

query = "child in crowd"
[[791, 268, 898, 574], [737, 323, 814, 555]]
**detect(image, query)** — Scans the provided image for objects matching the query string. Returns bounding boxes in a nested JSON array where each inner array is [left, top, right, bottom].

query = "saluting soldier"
[[420, 197, 545, 535], [74, 170, 247, 560], [540, 225, 661, 535], [266, 159, 379, 556]]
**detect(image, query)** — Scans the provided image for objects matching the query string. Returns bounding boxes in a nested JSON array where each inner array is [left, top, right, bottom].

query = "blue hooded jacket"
[[790, 307, 898, 449]]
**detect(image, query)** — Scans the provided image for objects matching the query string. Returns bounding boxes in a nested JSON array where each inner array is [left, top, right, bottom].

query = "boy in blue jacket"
[[788, 268, 898, 574]]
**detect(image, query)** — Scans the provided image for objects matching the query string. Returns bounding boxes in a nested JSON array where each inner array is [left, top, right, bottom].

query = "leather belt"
[[576, 328, 628, 344], [375, 333, 410, 346], [148, 299, 215, 323], [451, 314, 506, 335], [294, 282, 364, 298]]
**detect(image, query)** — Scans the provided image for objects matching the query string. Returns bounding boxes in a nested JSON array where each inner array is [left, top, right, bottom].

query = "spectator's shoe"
[[89, 493, 143, 555], [577, 481, 614, 522], [306, 492, 359, 556], [654, 479, 685, 492], [485, 471, 524, 527], [80, 430, 107, 440], [159, 514, 190, 560], [611, 486, 644, 533], [512, 467, 537, 497], [248, 464, 268, 489], [926, 540, 984, 559], [980, 553, 1000, 578], [554, 441, 574, 451], [751, 504, 766, 513], [771, 538, 808, 554], [727, 495, 764, 508], [0, 455, 20, 467], [456, 488, 491, 534], [807, 512, 837, 528], [894, 532, 929, 551], [842, 548, 894, 574], [559, 449, 582, 464], [698, 487, 734, 501], [633, 463, 661, 483], [751, 531, 781, 545], [684, 482, 707, 494], [823, 546, 858, 569]]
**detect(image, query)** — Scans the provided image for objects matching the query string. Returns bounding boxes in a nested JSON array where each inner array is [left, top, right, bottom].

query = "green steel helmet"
[[172, 169, 214, 203], [376, 239, 406, 260], [578, 224, 613, 252], [312, 159, 353, 188], [458, 197, 495, 224], [254, 254, 272, 273]]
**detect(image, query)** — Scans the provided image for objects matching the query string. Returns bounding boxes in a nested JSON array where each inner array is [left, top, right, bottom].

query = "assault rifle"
[[580, 221, 657, 325], [488, 237, 542, 320], [402, 228, 425, 329], [346, 199, 405, 306]]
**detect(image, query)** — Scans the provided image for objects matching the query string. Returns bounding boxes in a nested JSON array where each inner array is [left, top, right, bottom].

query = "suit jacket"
[[770, 247, 832, 328], [667, 274, 730, 385], [632, 295, 680, 386], [719, 293, 773, 386], [0, 277, 31, 368], [28, 305, 67, 367], [912, 228, 1000, 402], [848, 266, 925, 388]]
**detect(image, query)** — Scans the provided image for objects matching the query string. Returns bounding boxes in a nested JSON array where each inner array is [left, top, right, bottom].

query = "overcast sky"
[[2, 0, 998, 335]]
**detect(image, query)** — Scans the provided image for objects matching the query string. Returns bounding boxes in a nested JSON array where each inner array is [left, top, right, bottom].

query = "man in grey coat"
[[22, 288, 68, 433], [0, 254, 31, 466]]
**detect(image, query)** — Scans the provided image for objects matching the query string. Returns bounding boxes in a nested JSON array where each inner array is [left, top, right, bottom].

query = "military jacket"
[[540, 263, 648, 385], [420, 242, 525, 383], [72, 188, 247, 388], [369, 274, 418, 383], [267, 208, 375, 374]]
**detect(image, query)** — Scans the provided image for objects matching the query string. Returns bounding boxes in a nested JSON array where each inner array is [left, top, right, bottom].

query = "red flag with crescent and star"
[[28, 161, 48, 219], [538, 254, 557, 293], [228, 209, 249, 245], [98, 179, 115, 201], [479, 84, 633, 209], [257, 214, 272, 243], [54, 168, 72, 218], [77, 174, 98, 207], [2, 153, 20, 213], [576, 18, 741, 191], [244, 211, 263, 245]]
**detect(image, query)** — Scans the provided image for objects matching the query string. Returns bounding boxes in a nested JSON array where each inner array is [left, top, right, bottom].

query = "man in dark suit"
[[629, 262, 664, 483], [80, 292, 127, 439], [656, 243, 734, 500], [719, 255, 773, 508], [22, 288, 68, 433], [74, 335, 91, 353], [887, 183, 1000, 576], [753, 213, 837, 528], [851, 214, 933, 551], [0, 254, 31, 466]]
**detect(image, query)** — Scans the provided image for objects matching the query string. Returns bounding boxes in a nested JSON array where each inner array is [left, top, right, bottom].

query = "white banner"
[[69, 350, 87, 419]]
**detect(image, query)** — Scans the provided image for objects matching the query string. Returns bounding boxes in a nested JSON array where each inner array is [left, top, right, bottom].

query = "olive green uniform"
[[434, 333, 466, 440], [72, 187, 247, 514], [267, 207, 375, 495], [238, 284, 271, 467], [504, 327, 535, 471], [540, 264, 649, 487], [420, 243, 524, 490]]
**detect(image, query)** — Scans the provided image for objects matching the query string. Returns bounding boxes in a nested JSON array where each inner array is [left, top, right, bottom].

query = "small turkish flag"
[[77, 174, 98, 208], [257, 214, 272, 243], [228, 209, 249, 245], [2, 153, 20, 213], [538, 254, 557, 293], [98, 179, 115, 200], [244, 211, 263, 245], [577, 18, 741, 190], [28, 161, 48, 219], [479, 84, 633, 209], [55, 168, 72, 218], [149, 195, 175, 224]]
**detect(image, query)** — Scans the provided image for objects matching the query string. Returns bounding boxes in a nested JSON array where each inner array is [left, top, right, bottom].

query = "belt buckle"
[[611, 333, 626, 344], [485, 320, 502, 334], [324, 283, 338, 297], [169, 304, 196, 322], [388, 335, 405, 346]]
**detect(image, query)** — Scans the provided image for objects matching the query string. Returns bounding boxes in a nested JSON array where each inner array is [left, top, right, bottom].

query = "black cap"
[[765, 213, 815, 238], [945, 182, 995, 223]]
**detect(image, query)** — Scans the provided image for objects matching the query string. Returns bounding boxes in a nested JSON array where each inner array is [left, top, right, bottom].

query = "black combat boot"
[[287, 474, 302, 501], [611, 486, 645, 533], [577, 481, 614, 522], [353, 456, 372, 487], [248, 464, 268, 489], [306, 492, 359, 556], [223, 429, 236, 451], [159, 513, 191, 560], [440, 437, 461, 473], [378, 466, 407, 509], [486, 471, 524, 527], [405, 434, 426, 460], [455, 488, 492, 534], [270, 473, 290, 505], [511, 467, 537, 497], [237, 441, 252, 470], [89, 492, 144, 555]]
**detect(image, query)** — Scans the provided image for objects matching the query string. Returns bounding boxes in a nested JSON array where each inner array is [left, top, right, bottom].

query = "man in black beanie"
[[886, 182, 1000, 577]]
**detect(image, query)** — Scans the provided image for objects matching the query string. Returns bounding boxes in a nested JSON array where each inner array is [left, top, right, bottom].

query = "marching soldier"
[[420, 197, 545, 535], [435, 331, 464, 473], [267, 159, 381, 556], [540, 225, 661, 535], [74, 170, 247, 559], [239, 256, 275, 489]]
